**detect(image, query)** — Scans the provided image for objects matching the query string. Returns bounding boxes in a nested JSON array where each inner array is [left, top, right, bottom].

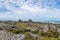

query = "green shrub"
[[49, 37, 58, 40], [42, 37, 48, 40], [47, 30, 59, 38], [9, 29, 24, 34], [24, 33, 34, 40], [0, 27, 2, 30]]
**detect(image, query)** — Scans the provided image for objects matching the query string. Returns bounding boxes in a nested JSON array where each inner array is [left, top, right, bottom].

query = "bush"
[[49, 37, 58, 40], [0, 27, 3, 30], [47, 30, 59, 38], [9, 29, 24, 34], [42, 37, 48, 40], [41, 32, 47, 37], [24, 33, 34, 40], [11, 29, 20, 34]]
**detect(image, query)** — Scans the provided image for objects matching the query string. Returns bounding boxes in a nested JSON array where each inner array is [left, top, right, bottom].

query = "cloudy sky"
[[0, 0, 60, 21]]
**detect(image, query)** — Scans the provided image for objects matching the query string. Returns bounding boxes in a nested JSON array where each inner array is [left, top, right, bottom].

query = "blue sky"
[[0, 0, 60, 21]]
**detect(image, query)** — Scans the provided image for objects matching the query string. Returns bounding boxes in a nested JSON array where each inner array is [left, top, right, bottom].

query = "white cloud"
[[0, 0, 60, 21]]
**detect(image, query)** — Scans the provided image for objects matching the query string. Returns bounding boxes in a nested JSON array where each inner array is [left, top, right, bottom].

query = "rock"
[[0, 23, 19, 30], [0, 30, 25, 40]]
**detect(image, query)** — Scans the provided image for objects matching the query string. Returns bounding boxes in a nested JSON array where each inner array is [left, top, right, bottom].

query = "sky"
[[0, 0, 60, 21]]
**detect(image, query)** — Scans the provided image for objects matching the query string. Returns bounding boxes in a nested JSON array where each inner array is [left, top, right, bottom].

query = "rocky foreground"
[[0, 22, 60, 40], [0, 23, 25, 40], [0, 30, 25, 40]]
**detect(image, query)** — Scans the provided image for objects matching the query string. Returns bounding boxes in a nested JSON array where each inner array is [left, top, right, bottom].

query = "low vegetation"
[[0, 19, 60, 40]]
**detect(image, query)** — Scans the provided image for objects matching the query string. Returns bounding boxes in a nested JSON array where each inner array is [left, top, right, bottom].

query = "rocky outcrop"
[[0, 30, 25, 40], [0, 23, 19, 30]]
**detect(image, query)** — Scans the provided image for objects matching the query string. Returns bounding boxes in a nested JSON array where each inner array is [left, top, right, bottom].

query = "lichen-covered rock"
[[0, 30, 25, 40], [0, 23, 19, 30]]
